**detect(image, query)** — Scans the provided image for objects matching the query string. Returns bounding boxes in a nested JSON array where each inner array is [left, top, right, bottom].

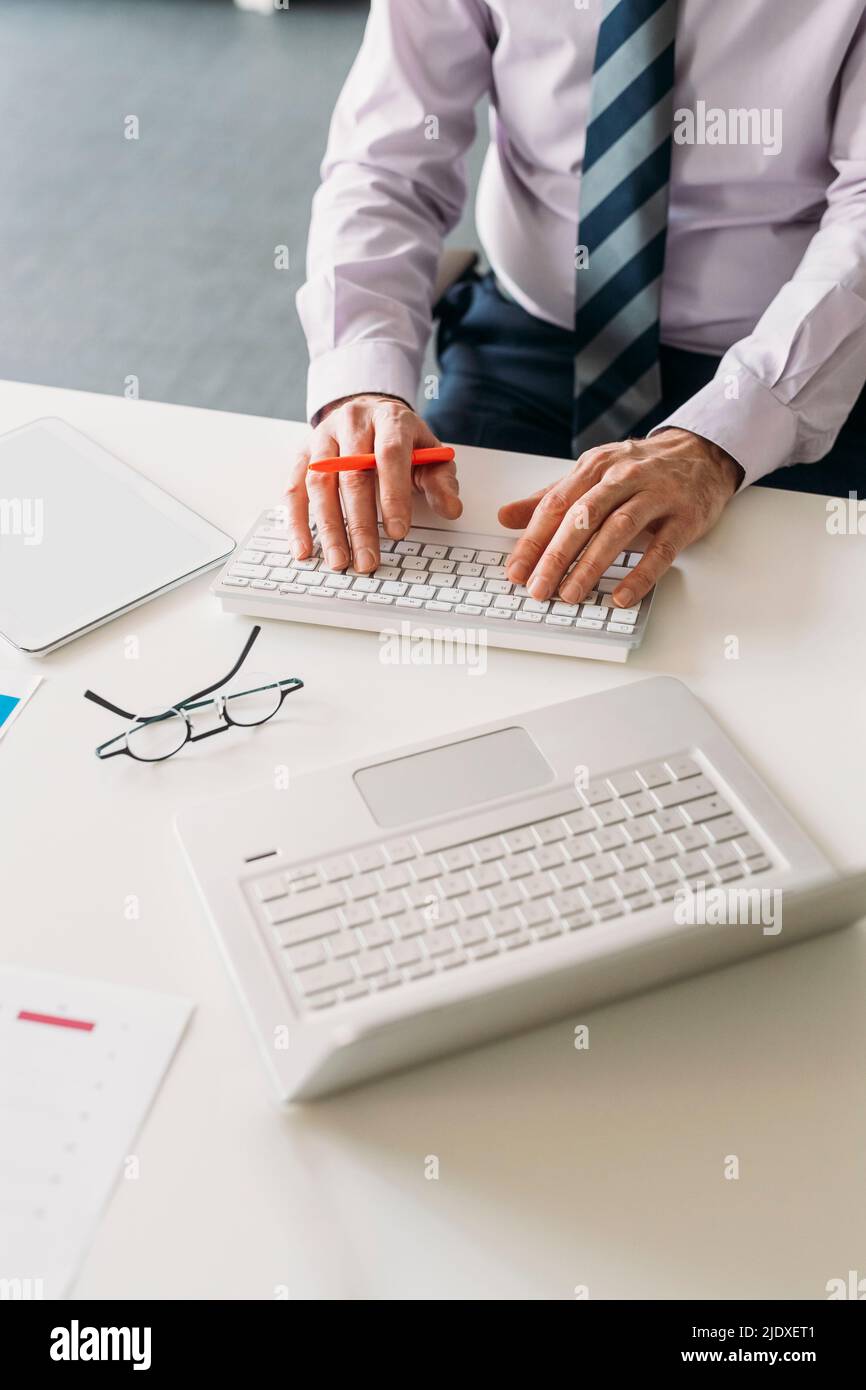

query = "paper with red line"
[[0, 966, 192, 1298]]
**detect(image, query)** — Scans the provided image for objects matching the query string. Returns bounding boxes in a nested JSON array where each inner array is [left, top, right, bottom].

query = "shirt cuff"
[[306, 342, 420, 426], [648, 364, 800, 489]]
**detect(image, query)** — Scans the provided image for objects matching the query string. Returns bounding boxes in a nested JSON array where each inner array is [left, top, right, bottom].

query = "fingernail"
[[326, 546, 348, 570], [529, 576, 549, 600], [385, 517, 408, 540], [616, 587, 634, 606], [357, 548, 377, 573], [291, 538, 306, 559], [508, 561, 529, 583]]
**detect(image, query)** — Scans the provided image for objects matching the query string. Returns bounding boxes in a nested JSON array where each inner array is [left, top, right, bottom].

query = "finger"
[[332, 410, 377, 573], [418, 458, 462, 519], [307, 432, 350, 570], [612, 520, 686, 607], [284, 445, 314, 559], [503, 479, 587, 586], [498, 487, 549, 535], [372, 410, 415, 540], [339, 469, 381, 572], [558, 494, 663, 603], [523, 476, 643, 599]]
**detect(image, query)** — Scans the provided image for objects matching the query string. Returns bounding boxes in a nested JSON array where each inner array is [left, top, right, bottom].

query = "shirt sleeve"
[[296, 0, 493, 424], [651, 14, 866, 487]]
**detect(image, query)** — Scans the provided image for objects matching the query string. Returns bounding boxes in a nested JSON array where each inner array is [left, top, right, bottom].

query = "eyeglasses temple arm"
[[84, 689, 136, 720], [176, 625, 261, 706]]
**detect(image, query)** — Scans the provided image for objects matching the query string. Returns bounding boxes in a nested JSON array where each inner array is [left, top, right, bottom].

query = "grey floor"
[[0, 0, 485, 422]]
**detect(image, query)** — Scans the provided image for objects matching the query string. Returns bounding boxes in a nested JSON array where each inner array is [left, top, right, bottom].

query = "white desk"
[[2, 377, 865, 1300]]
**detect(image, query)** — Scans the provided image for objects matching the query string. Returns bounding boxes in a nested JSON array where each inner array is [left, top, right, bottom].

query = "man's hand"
[[499, 429, 743, 607], [286, 394, 461, 572]]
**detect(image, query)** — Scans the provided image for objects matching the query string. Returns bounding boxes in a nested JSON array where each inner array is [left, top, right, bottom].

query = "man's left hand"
[[499, 428, 743, 608]]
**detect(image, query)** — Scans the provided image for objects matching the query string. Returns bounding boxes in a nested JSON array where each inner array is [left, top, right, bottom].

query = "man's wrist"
[[654, 427, 745, 495]]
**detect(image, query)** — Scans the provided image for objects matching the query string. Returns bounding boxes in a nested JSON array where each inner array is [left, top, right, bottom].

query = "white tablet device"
[[0, 418, 235, 655]]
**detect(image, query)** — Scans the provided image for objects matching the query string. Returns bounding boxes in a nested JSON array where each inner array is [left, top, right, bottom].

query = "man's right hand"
[[285, 394, 461, 573]]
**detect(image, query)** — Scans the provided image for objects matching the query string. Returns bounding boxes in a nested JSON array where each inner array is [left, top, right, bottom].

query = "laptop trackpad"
[[353, 727, 554, 830]]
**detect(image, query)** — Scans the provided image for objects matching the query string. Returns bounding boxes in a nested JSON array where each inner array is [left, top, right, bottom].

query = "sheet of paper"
[[0, 967, 192, 1298], [0, 670, 41, 741]]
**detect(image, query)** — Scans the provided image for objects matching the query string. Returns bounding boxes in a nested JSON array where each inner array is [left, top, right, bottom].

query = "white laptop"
[[0, 418, 235, 654], [211, 442, 656, 662], [175, 676, 865, 1102]]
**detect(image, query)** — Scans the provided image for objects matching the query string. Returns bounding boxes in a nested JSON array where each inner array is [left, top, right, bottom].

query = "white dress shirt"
[[297, 0, 866, 486]]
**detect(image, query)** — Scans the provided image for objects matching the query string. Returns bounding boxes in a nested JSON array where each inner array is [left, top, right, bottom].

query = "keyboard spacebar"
[[415, 787, 583, 855]]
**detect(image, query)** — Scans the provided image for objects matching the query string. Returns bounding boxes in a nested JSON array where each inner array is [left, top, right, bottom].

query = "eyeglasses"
[[84, 625, 303, 762]]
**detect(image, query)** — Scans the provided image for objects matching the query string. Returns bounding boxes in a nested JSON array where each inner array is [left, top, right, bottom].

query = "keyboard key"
[[457, 893, 489, 919], [552, 602, 579, 617], [704, 814, 747, 842], [330, 932, 361, 958], [504, 932, 531, 950], [488, 909, 522, 937], [584, 853, 617, 879], [489, 882, 523, 909], [500, 853, 532, 880], [352, 577, 379, 593], [535, 817, 566, 844], [255, 875, 288, 902], [429, 559, 456, 574], [371, 892, 406, 919], [503, 827, 535, 852], [681, 795, 730, 823], [607, 771, 642, 797], [564, 833, 596, 860], [665, 754, 702, 780], [673, 825, 708, 852], [622, 792, 655, 817], [382, 581, 408, 596], [438, 872, 472, 898], [285, 941, 327, 971], [383, 838, 416, 864], [636, 762, 671, 789], [470, 862, 504, 889], [395, 540, 421, 556], [519, 900, 553, 928], [544, 615, 572, 626], [440, 951, 469, 970], [449, 548, 476, 563], [339, 901, 373, 929], [412, 856, 442, 881], [653, 776, 715, 808], [295, 961, 354, 996], [345, 873, 379, 900], [593, 825, 626, 851], [441, 845, 474, 871], [582, 780, 612, 805], [612, 844, 647, 870], [319, 856, 353, 883], [595, 801, 627, 826], [653, 807, 685, 832], [645, 835, 678, 861], [493, 595, 521, 610], [388, 939, 422, 967], [357, 950, 389, 978], [231, 563, 269, 579], [266, 885, 343, 923], [422, 929, 457, 957], [455, 920, 488, 947], [475, 550, 504, 565], [734, 835, 763, 859], [422, 544, 449, 559], [623, 814, 656, 842], [381, 864, 411, 891], [409, 584, 438, 600], [532, 844, 564, 870], [474, 837, 506, 862], [705, 842, 739, 868]]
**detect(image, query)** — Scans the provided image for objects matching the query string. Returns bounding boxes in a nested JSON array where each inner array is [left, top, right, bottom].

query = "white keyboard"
[[245, 753, 773, 1015], [213, 511, 655, 661]]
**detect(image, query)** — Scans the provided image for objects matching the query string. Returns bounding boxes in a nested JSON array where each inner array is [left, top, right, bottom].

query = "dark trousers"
[[425, 271, 866, 497]]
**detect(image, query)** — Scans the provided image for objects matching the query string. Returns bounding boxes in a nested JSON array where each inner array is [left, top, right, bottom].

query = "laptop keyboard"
[[245, 754, 773, 1014], [218, 513, 647, 637]]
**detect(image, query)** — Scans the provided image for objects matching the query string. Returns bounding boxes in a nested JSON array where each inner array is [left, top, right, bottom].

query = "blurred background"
[[0, 0, 487, 421]]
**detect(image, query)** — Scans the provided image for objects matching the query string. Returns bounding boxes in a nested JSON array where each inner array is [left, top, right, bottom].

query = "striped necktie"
[[572, 0, 679, 456]]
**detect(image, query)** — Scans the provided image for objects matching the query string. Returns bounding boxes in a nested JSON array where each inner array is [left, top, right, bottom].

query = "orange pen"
[[308, 446, 455, 474]]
